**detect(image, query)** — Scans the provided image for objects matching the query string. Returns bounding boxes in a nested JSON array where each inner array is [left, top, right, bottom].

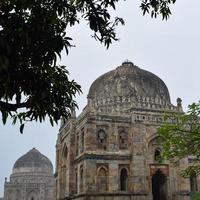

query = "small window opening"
[[97, 130, 106, 150], [119, 132, 128, 149], [154, 148, 162, 163]]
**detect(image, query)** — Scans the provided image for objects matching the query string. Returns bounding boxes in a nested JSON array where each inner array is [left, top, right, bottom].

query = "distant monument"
[[4, 148, 55, 200], [55, 61, 194, 200]]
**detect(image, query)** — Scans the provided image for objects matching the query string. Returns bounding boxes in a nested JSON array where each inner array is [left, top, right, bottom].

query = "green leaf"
[[2, 111, 8, 125], [20, 124, 25, 134]]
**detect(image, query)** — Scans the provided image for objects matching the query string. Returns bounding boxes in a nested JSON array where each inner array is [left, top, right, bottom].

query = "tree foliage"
[[0, 0, 176, 132], [191, 192, 200, 200], [140, 0, 176, 19], [158, 102, 200, 177]]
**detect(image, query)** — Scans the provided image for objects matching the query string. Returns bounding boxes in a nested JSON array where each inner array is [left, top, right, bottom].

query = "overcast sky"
[[1, 0, 200, 196]]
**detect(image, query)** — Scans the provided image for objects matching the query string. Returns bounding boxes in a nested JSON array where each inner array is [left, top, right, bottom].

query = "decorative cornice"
[[70, 192, 148, 199], [74, 152, 131, 163]]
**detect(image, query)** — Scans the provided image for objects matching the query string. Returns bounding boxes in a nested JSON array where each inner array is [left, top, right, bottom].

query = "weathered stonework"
[[4, 148, 56, 200], [56, 62, 194, 200]]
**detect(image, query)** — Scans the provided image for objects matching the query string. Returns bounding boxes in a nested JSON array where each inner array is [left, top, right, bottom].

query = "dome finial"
[[122, 59, 134, 66]]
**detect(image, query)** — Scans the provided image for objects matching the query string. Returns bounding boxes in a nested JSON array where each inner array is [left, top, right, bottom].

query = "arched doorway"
[[27, 190, 39, 200], [152, 169, 167, 200], [120, 168, 128, 191]]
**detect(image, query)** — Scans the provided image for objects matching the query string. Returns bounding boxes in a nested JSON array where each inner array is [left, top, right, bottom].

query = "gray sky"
[[0, 0, 200, 196]]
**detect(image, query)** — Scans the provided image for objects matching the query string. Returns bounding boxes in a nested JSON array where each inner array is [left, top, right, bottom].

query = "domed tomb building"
[[55, 62, 193, 200], [4, 148, 56, 200]]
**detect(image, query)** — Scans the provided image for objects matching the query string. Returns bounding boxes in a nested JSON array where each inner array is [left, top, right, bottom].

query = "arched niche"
[[27, 189, 39, 200], [62, 144, 68, 163], [60, 143, 68, 198], [147, 136, 163, 163], [120, 168, 128, 191], [97, 166, 108, 191], [190, 172, 198, 193]]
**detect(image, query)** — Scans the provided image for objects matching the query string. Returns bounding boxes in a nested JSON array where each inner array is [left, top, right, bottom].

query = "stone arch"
[[147, 134, 160, 148], [27, 189, 39, 200], [62, 143, 68, 162], [120, 168, 128, 191], [147, 135, 163, 163], [97, 166, 108, 191], [60, 143, 68, 198]]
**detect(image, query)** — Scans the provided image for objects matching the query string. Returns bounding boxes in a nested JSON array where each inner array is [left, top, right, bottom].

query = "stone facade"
[[4, 148, 56, 200], [55, 62, 197, 200]]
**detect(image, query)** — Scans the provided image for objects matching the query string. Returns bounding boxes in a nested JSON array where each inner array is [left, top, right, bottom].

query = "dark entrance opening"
[[152, 169, 167, 200], [120, 168, 128, 191]]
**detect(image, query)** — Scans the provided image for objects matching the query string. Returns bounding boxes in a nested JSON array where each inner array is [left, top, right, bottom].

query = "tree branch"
[[0, 101, 28, 111]]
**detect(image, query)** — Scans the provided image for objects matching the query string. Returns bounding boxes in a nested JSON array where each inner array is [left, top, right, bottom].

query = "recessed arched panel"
[[120, 168, 128, 191], [27, 189, 39, 200], [97, 166, 108, 191], [190, 172, 198, 192], [60, 144, 68, 199], [62, 144, 68, 160]]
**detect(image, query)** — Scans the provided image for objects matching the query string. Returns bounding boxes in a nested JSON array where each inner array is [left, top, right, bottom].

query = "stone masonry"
[[55, 61, 195, 200]]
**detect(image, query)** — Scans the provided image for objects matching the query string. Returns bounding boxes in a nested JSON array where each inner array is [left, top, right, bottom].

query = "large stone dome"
[[88, 61, 170, 102], [87, 61, 173, 112], [12, 148, 53, 174]]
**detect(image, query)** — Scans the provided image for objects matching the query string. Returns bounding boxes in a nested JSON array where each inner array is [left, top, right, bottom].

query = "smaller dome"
[[13, 148, 53, 174]]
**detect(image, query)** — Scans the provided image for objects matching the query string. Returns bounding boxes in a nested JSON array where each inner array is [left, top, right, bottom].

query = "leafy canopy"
[[0, 0, 176, 132], [158, 102, 200, 177]]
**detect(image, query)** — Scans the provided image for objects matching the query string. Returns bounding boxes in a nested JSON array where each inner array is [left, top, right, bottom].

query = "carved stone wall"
[[3, 149, 56, 200], [56, 62, 192, 200]]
